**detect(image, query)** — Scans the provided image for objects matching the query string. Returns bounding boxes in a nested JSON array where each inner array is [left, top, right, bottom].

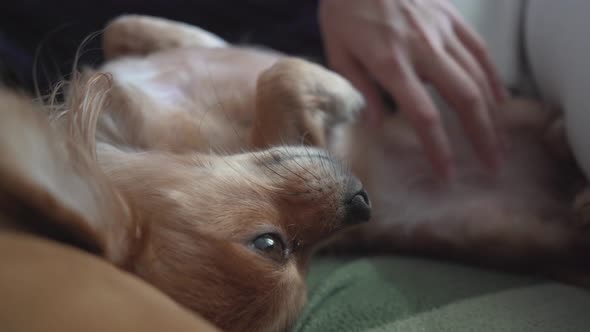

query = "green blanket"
[[296, 256, 590, 332]]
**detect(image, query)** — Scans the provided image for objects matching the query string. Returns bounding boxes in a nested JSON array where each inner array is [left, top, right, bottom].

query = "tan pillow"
[[0, 231, 219, 332]]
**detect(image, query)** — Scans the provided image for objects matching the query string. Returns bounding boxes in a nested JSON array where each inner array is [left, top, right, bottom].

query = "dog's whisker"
[[251, 151, 297, 191], [326, 146, 339, 183], [270, 151, 311, 185], [289, 155, 321, 183], [216, 150, 310, 197], [275, 140, 322, 183], [249, 150, 291, 183], [315, 149, 329, 190]]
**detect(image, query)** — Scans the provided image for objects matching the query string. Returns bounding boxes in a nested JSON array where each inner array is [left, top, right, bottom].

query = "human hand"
[[319, 0, 508, 179]]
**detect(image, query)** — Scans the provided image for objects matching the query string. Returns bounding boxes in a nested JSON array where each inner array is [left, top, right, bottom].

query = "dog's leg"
[[103, 15, 227, 60], [251, 58, 364, 149]]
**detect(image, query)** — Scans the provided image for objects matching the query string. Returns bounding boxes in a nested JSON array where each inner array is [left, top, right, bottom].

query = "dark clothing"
[[0, 1, 322, 92]]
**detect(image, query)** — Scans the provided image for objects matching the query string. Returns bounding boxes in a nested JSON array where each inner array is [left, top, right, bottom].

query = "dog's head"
[[99, 144, 370, 331], [0, 83, 370, 331]]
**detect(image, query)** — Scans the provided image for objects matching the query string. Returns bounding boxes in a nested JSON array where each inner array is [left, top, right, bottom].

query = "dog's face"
[[0, 13, 373, 330], [100, 146, 369, 331]]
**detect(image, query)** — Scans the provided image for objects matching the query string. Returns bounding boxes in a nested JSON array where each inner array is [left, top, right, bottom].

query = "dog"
[[2, 13, 589, 332], [97, 16, 590, 279], [0, 16, 371, 332]]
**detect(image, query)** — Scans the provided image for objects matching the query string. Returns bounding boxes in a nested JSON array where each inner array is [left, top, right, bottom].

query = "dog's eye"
[[251, 233, 286, 263]]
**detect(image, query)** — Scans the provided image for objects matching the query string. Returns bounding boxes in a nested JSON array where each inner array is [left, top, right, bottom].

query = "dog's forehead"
[[160, 180, 280, 223], [199, 148, 348, 190], [158, 166, 344, 241]]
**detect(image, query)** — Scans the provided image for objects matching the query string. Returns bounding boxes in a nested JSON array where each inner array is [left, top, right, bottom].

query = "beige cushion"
[[0, 231, 219, 332]]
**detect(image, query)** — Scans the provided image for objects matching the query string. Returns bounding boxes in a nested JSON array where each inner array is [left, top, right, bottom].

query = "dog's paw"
[[573, 188, 590, 228], [253, 58, 365, 148], [267, 58, 365, 125], [311, 65, 365, 126]]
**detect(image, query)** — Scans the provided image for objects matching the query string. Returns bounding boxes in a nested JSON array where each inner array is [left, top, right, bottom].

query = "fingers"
[[438, 2, 507, 170], [421, 51, 501, 174], [446, 36, 495, 111], [452, 18, 509, 103], [370, 57, 454, 179], [325, 45, 387, 127], [446, 36, 510, 152], [319, 0, 507, 179]]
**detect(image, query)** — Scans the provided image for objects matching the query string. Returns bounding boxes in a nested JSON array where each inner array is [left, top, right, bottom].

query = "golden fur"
[[2, 13, 590, 332], [0, 15, 370, 332]]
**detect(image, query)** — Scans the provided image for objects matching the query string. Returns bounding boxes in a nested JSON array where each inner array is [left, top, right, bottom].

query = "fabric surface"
[[0, 232, 220, 332], [297, 256, 590, 332]]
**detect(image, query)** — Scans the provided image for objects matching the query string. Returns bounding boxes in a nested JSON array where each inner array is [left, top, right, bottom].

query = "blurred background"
[[0, 0, 322, 93]]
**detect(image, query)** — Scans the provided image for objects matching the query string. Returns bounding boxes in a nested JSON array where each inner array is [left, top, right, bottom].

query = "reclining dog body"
[[2, 14, 589, 332], [0, 16, 370, 332]]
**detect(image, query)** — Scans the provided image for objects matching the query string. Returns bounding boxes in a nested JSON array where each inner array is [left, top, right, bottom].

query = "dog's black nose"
[[344, 189, 371, 225]]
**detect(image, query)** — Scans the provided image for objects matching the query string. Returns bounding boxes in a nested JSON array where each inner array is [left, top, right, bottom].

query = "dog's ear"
[[0, 89, 133, 265]]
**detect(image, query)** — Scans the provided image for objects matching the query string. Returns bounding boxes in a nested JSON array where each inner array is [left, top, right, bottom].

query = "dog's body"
[[99, 15, 590, 267], [334, 101, 589, 267], [1, 14, 589, 332]]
